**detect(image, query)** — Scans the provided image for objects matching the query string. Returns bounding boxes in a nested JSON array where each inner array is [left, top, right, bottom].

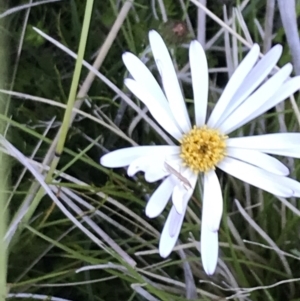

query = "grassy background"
[[2, 0, 300, 300]]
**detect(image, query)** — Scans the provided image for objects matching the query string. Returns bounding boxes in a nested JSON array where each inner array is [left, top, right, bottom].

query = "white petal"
[[227, 133, 300, 158], [171, 170, 197, 214], [125, 79, 182, 140], [215, 45, 283, 127], [127, 155, 157, 177], [226, 147, 289, 176], [249, 76, 300, 124], [169, 206, 184, 237], [219, 63, 293, 134], [128, 155, 170, 182], [159, 171, 197, 257], [122, 52, 169, 109], [258, 149, 300, 158], [172, 185, 187, 214], [145, 176, 175, 218], [144, 166, 169, 182], [217, 157, 295, 197], [202, 170, 223, 231], [159, 205, 186, 258], [128, 150, 182, 181], [201, 225, 218, 275], [100, 146, 179, 168], [149, 30, 191, 133], [189, 40, 208, 126], [207, 44, 260, 127], [287, 178, 300, 197]]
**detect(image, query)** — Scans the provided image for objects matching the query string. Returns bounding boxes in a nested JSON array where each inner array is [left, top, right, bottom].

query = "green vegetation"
[[1, 0, 300, 300]]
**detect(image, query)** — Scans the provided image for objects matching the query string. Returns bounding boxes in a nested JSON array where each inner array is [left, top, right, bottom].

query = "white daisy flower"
[[101, 30, 300, 275]]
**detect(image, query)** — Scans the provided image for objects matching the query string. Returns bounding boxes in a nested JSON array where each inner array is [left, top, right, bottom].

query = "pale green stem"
[[0, 2, 9, 299], [8, 0, 94, 248], [48, 0, 95, 179]]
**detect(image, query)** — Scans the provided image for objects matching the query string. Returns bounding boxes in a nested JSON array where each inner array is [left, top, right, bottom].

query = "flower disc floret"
[[180, 126, 227, 173]]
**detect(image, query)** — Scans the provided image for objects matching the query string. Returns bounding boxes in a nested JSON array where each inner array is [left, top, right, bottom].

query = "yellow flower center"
[[180, 125, 227, 173]]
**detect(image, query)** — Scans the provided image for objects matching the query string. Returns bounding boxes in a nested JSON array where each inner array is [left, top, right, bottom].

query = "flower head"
[[101, 30, 300, 275]]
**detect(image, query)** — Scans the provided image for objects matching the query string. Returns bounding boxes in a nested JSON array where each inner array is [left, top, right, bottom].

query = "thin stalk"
[[8, 0, 94, 248], [8, 0, 134, 249], [0, 2, 8, 300], [47, 0, 94, 178]]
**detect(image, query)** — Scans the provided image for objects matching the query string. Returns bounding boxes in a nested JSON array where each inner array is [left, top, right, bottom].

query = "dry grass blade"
[[234, 199, 294, 294], [32, 28, 174, 145], [131, 284, 161, 301], [263, 0, 275, 52], [0, 0, 62, 18], [164, 162, 192, 189], [6, 293, 73, 301], [197, 0, 206, 45], [0, 135, 113, 257], [177, 248, 197, 299], [190, 0, 252, 48], [278, 0, 300, 75], [51, 185, 136, 267], [5, 118, 55, 243], [0, 89, 137, 146]]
